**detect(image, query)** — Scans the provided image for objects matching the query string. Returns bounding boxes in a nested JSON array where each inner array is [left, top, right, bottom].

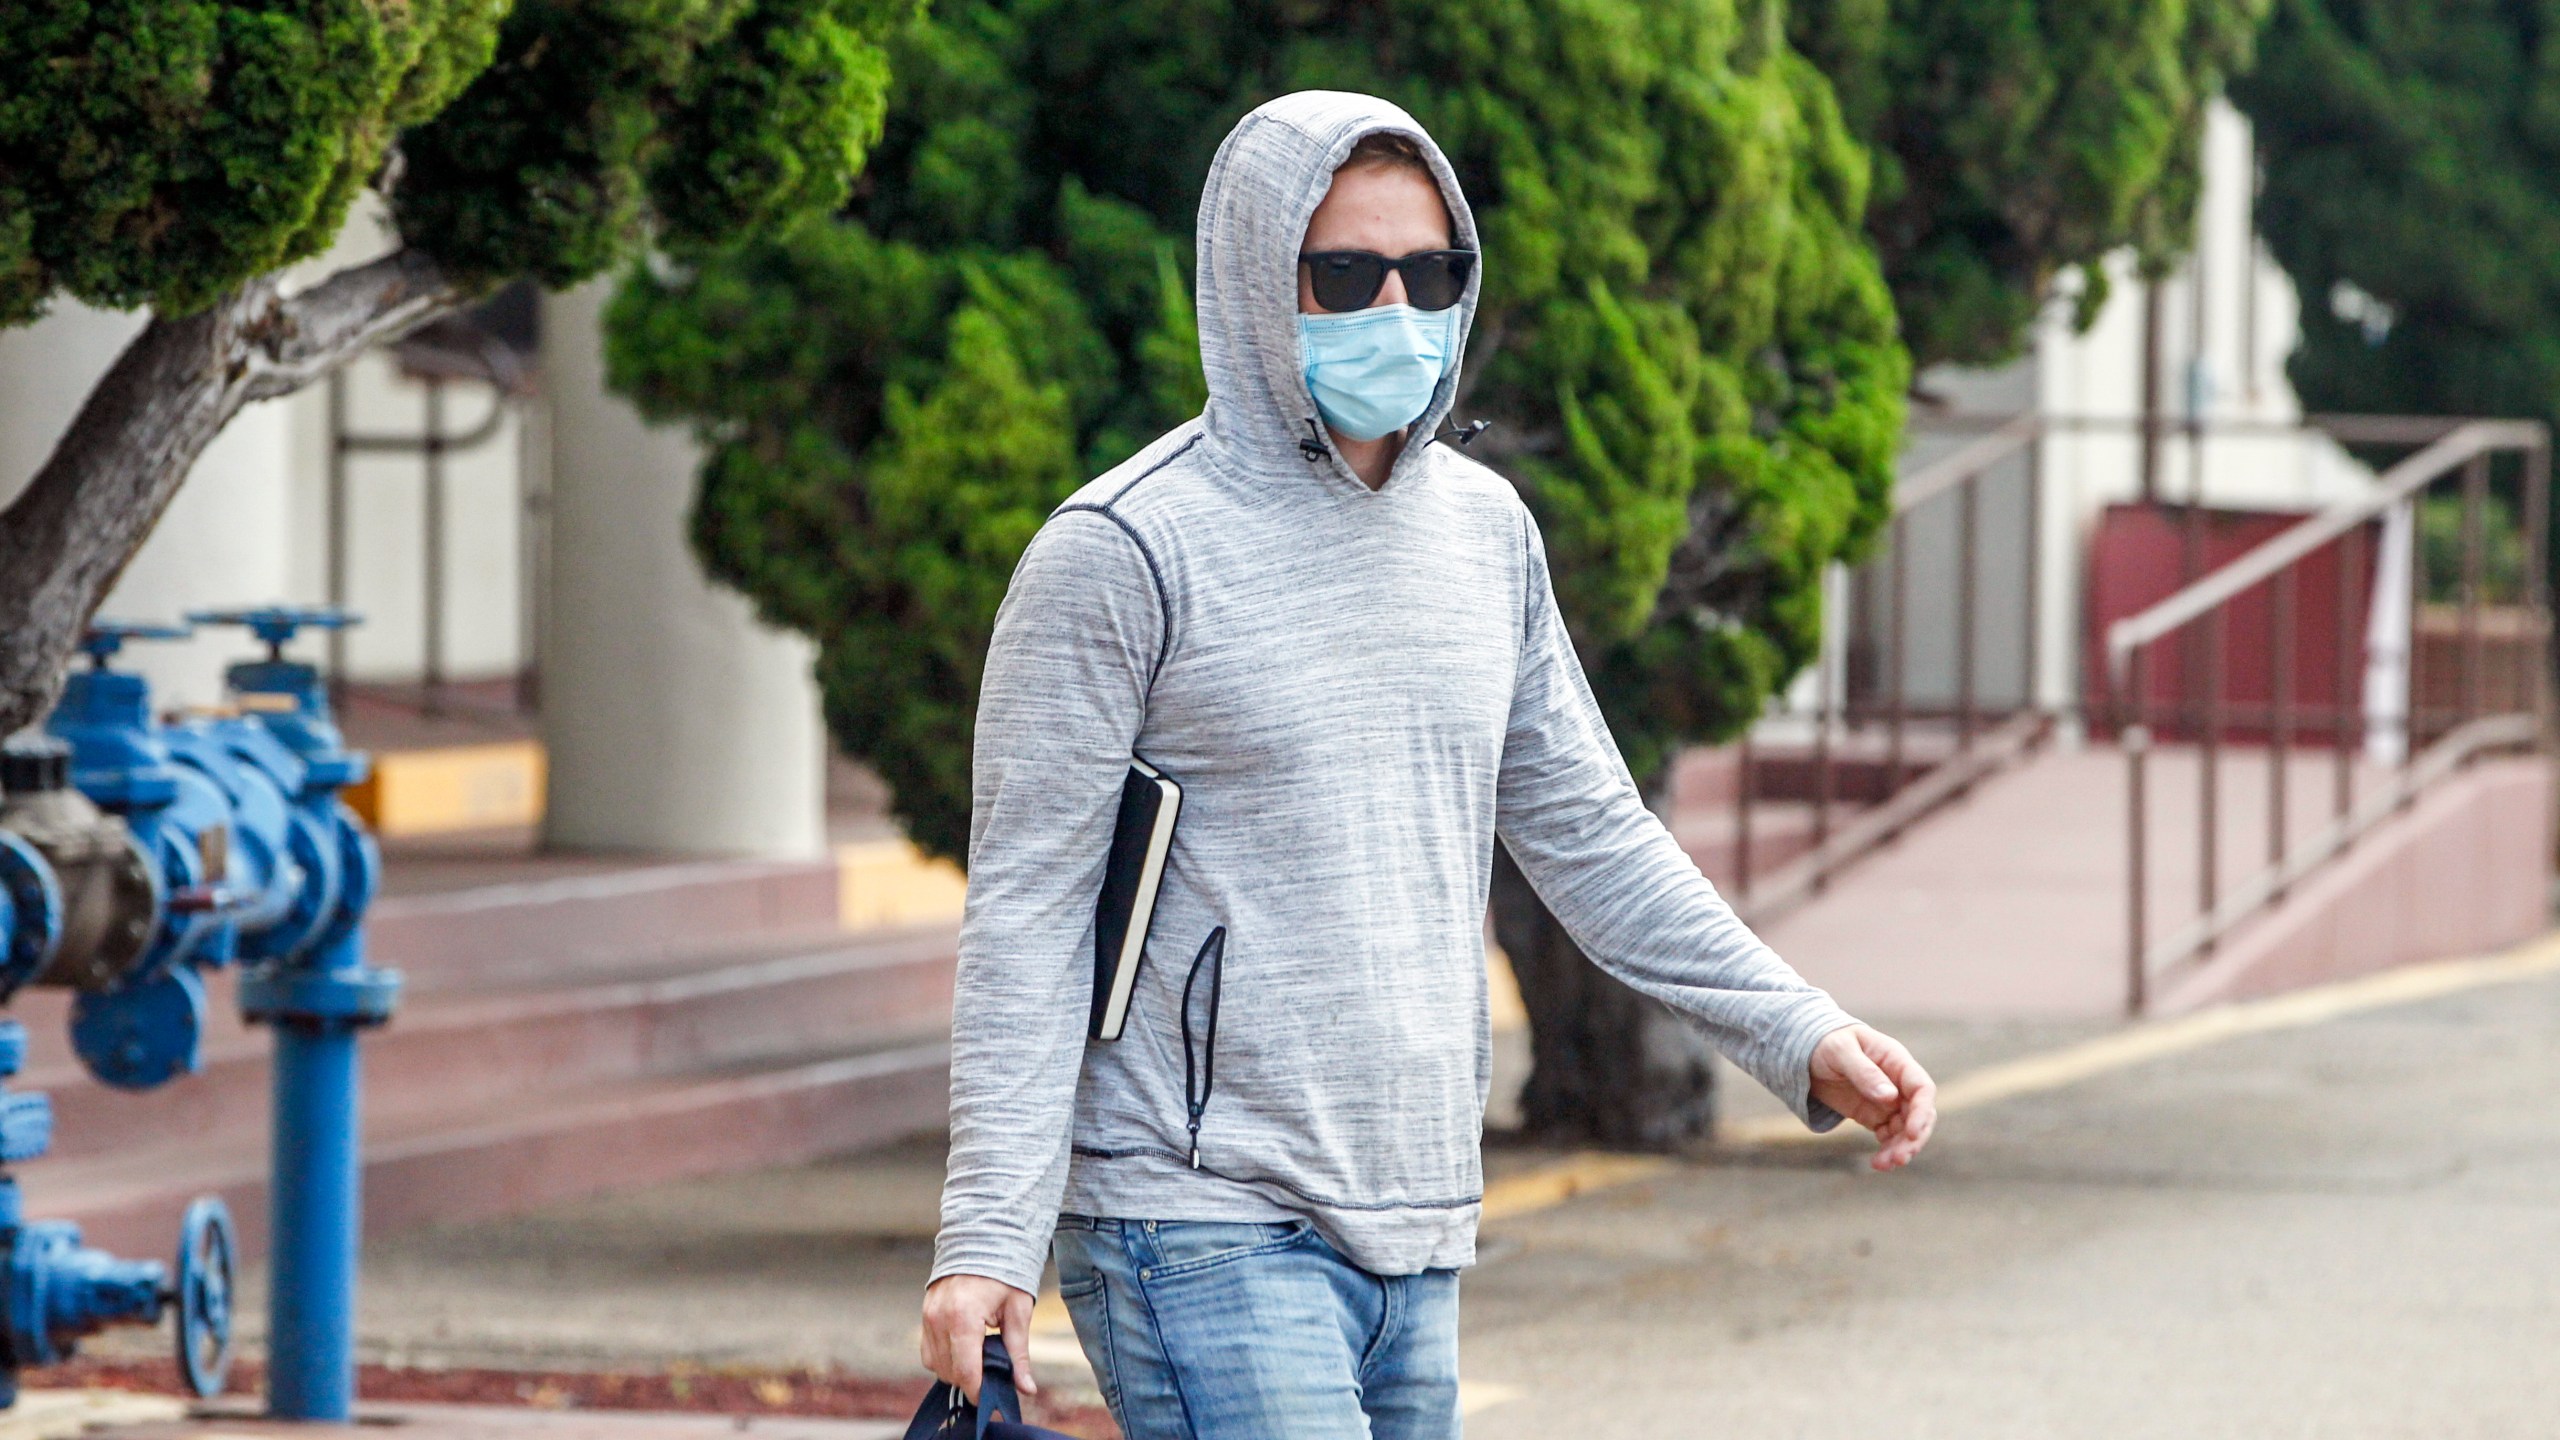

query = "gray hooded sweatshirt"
[[931, 90, 1857, 1299]]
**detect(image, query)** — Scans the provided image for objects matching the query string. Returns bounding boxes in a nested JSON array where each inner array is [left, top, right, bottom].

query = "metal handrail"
[[1737, 710, 2048, 929], [2136, 715, 2542, 978], [2105, 421, 2543, 671], [1913, 410, 2502, 445], [1729, 415, 2046, 904], [1895, 413, 2041, 511], [2110, 416, 2553, 1012], [323, 363, 522, 718]]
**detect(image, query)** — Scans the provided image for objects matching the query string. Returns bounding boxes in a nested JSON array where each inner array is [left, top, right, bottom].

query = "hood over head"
[[1193, 91, 1481, 489]]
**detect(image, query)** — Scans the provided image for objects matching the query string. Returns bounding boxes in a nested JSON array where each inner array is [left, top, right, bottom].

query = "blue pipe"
[[242, 929, 395, 1422], [266, 1014, 359, 1420]]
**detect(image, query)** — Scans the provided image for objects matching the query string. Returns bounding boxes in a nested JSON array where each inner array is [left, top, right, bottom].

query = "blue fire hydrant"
[[0, 606, 398, 1420]]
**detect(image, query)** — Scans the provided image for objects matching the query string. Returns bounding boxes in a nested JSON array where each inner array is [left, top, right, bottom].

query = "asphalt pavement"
[[131, 944, 2560, 1439]]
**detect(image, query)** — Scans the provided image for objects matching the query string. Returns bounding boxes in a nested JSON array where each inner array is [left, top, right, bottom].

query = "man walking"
[[922, 90, 1936, 1438]]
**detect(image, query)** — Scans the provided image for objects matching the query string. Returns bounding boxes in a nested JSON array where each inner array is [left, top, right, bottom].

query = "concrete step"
[[5, 848, 921, 1083], [22, 924, 959, 1162], [368, 856, 846, 993], [35, 1034, 952, 1261], [0, 847, 963, 1262]]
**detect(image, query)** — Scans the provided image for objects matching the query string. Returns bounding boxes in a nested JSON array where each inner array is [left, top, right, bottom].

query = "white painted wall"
[[2028, 102, 2380, 710], [0, 196, 829, 857], [1826, 98, 2385, 726], [535, 278, 827, 859]]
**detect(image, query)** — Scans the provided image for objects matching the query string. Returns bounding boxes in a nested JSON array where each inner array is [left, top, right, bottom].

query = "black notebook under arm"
[[1089, 758, 1181, 1041]]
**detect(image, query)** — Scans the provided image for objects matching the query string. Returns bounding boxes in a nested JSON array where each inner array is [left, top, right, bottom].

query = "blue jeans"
[[1052, 1215, 1461, 1440]]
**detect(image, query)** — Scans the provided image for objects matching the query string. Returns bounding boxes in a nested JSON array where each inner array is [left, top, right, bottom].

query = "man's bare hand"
[[920, 1273, 1036, 1404], [1809, 1023, 1937, 1171]]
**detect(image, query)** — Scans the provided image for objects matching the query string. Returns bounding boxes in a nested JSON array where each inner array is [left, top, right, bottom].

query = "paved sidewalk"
[[1467, 958, 2560, 1439], [78, 946, 2560, 1438]]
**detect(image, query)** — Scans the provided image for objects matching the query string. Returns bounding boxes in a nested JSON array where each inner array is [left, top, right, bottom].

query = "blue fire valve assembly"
[[0, 606, 399, 1421]]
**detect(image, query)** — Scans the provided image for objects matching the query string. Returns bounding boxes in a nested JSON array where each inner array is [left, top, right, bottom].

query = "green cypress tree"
[[0, 0, 910, 731], [611, 0, 1909, 1143], [2231, 1, 2560, 442], [1794, 0, 2271, 369]]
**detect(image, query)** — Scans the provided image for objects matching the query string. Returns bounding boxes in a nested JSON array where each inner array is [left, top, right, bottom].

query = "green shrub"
[[609, 0, 1912, 861]]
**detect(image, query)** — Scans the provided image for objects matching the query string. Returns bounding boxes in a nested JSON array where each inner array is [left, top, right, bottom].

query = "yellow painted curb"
[[1481, 1149, 1673, 1221], [1476, 929, 2560, 1205], [343, 738, 545, 837], [1723, 927, 2560, 1147], [835, 838, 968, 930]]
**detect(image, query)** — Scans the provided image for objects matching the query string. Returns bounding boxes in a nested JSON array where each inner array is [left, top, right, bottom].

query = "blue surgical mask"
[[1297, 303, 1459, 442]]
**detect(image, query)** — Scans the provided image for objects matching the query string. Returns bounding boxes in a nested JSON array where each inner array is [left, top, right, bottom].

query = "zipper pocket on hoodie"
[[1179, 926, 1227, 1169]]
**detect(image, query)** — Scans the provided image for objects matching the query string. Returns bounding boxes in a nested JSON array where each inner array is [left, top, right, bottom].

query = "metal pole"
[[2337, 524, 2359, 823], [1734, 731, 1755, 897], [2528, 439, 2553, 741], [1887, 513, 1907, 793], [2127, 646, 2151, 1016], [2022, 430, 2044, 722], [517, 394, 547, 716], [2403, 494, 2424, 797], [2271, 566, 2295, 896], [2241, 152, 2263, 404], [1814, 568, 1836, 869], [325, 370, 350, 702], [422, 376, 448, 719], [2462, 453, 2488, 726], [2181, 450, 2208, 745], [265, 943, 367, 1421], [2139, 281, 2164, 506], [1959, 472, 1979, 750], [2201, 604, 2224, 943]]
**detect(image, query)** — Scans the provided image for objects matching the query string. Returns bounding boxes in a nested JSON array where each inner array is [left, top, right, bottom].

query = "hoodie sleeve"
[[1493, 511, 1857, 1131], [931, 508, 1161, 1296]]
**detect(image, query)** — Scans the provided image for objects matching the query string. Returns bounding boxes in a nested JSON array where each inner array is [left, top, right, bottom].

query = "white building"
[[1796, 98, 2391, 734], [0, 194, 827, 857]]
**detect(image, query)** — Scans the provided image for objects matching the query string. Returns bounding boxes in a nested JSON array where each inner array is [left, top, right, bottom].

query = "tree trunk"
[[1491, 832, 1719, 1150], [0, 249, 467, 736]]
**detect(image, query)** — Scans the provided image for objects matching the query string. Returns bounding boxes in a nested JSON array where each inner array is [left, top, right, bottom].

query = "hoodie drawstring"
[[1429, 418, 1491, 449], [1180, 926, 1227, 1168], [1300, 414, 1488, 462]]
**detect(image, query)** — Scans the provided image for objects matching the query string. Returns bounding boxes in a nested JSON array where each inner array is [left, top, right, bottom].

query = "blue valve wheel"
[[184, 607, 361, 653], [79, 621, 192, 668], [174, 1196, 235, 1399]]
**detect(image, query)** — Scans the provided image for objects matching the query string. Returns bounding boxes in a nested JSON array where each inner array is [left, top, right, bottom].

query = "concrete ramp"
[[1753, 743, 2552, 1019]]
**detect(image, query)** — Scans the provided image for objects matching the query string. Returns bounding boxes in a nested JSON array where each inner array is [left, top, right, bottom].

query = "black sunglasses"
[[1298, 249, 1476, 313]]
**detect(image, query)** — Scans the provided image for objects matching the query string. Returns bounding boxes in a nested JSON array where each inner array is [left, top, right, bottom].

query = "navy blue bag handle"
[[904, 1336, 1077, 1440]]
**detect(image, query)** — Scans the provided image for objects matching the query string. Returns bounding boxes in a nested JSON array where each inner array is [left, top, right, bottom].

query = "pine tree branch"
[[241, 248, 468, 403], [0, 248, 473, 735]]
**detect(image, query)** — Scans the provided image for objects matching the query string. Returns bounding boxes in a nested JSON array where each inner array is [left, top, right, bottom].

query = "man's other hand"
[[1809, 1023, 1937, 1171], [920, 1273, 1037, 1403]]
